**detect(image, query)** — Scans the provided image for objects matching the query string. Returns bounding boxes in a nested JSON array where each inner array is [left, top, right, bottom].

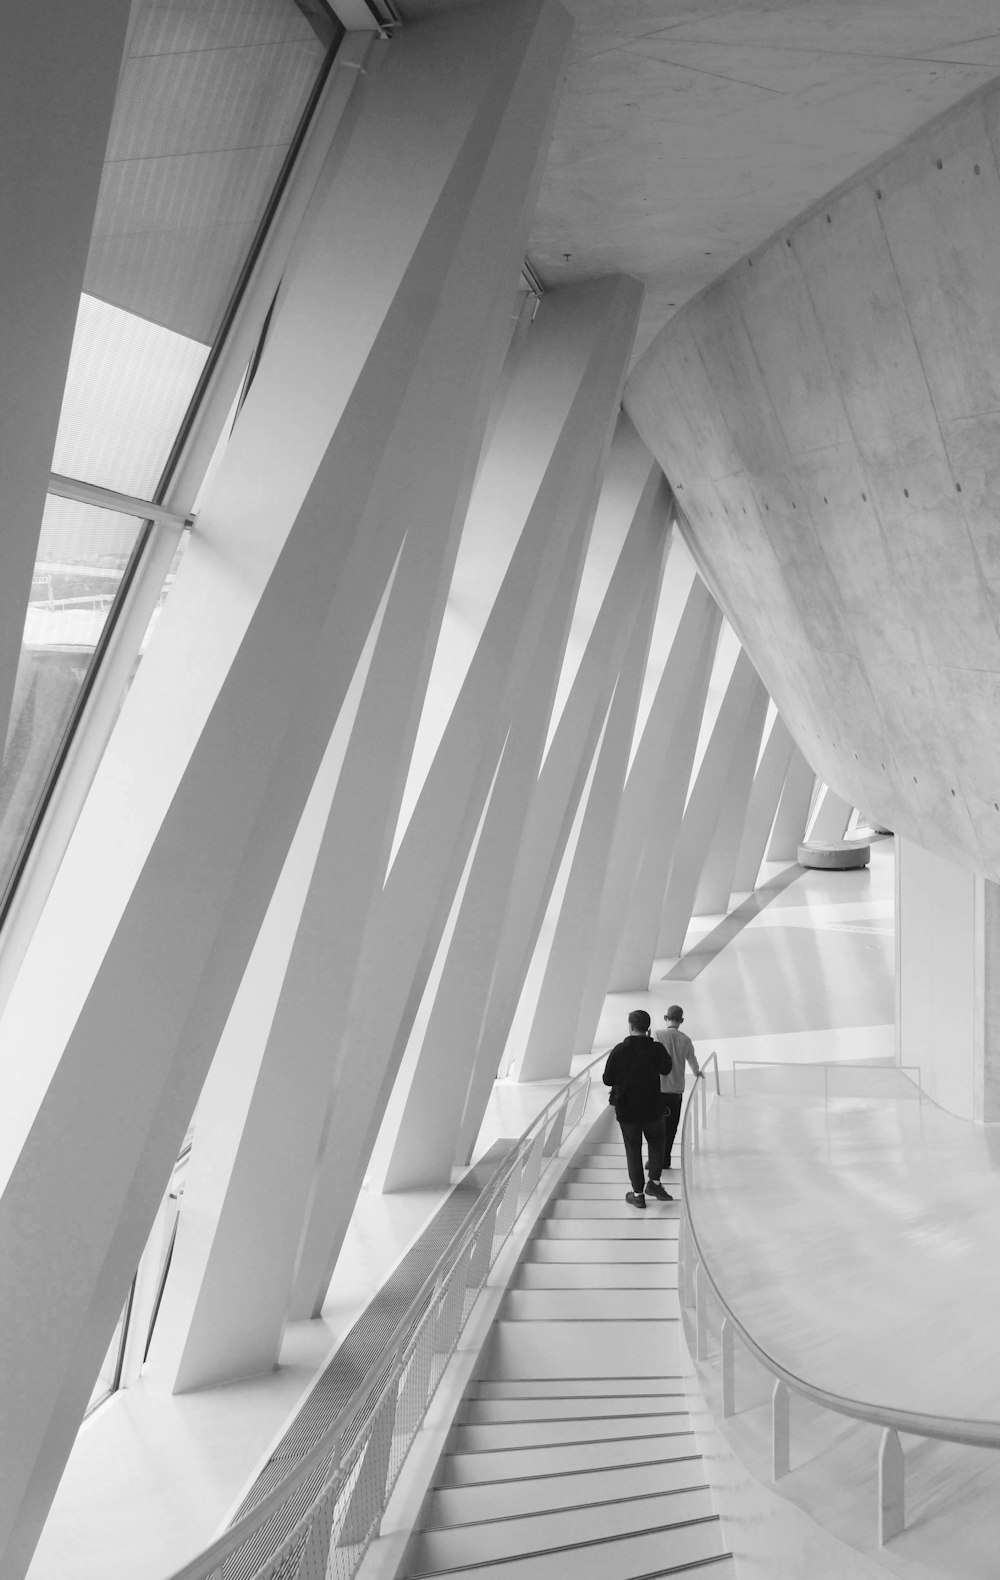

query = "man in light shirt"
[[656, 1004, 703, 1171]]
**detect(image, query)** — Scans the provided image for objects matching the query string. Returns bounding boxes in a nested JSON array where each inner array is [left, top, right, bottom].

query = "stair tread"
[[408, 1489, 717, 1572], [460, 1395, 684, 1423], [437, 1431, 699, 1484], [450, 1412, 691, 1452], [501, 1288, 678, 1321], [426, 1456, 705, 1525], [515, 1263, 677, 1289], [533, 1220, 679, 1239], [524, 1239, 677, 1262], [399, 1516, 727, 1578]]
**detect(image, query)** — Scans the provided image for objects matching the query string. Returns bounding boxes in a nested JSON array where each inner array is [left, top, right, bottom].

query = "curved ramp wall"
[[625, 78, 1000, 882]]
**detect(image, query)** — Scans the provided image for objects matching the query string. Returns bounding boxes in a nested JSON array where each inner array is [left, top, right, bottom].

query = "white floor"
[[27, 847, 896, 1580]]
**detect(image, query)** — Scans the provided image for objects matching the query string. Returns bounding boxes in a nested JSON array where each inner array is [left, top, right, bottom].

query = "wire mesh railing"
[[164, 1059, 598, 1580]]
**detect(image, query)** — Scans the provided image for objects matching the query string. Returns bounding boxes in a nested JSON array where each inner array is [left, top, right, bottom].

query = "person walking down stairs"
[[603, 1009, 675, 1210]]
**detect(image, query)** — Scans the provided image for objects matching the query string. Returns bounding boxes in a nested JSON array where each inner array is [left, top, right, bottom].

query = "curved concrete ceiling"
[[625, 77, 1000, 880], [404, 0, 1000, 359]]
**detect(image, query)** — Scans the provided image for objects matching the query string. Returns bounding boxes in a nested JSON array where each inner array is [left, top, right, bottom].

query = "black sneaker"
[[645, 1180, 673, 1201], [625, 1191, 646, 1209]]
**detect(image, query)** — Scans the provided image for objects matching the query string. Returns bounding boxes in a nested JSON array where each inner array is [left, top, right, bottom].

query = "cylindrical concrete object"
[[798, 841, 870, 870]]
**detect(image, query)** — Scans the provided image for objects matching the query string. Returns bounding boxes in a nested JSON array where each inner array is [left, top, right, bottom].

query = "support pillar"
[[571, 577, 717, 1045], [376, 378, 646, 1193], [518, 532, 665, 1080], [731, 713, 795, 893], [808, 783, 854, 842], [0, 0, 574, 1558], [452, 424, 669, 1162], [658, 650, 761, 956], [693, 672, 768, 914], [766, 747, 815, 861], [290, 272, 645, 1317], [607, 598, 720, 988]]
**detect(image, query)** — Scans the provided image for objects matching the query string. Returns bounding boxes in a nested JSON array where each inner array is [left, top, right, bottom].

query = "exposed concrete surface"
[[402, 0, 1000, 358], [625, 77, 1000, 882]]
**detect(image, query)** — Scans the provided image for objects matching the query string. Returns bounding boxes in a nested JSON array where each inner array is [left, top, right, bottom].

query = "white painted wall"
[[896, 834, 976, 1120]]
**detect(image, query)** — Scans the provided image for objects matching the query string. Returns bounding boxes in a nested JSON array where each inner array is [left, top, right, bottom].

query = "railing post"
[[677, 1212, 689, 1310], [434, 1247, 471, 1356], [772, 1379, 790, 1479], [294, 1483, 334, 1580], [542, 1104, 565, 1157], [519, 1132, 545, 1206], [395, 1315, 436, 1441], [694, 1260, 709, 1361], [879, 1427, 905, 1544], [721, 1317, 735, 1417], [699, 1071, 708, 1128], [339, 1385, 397, 1544], [467, 1198, 500, 1291]]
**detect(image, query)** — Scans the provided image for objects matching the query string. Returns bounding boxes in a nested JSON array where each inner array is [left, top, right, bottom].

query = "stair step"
[[437, 1429, 700, 1485], [567, 1169, 684, 1190], [513, 1262, 677, 1290], [459, 1394, 684, 1424], [532, 1219, 678, 1240], [400, 1514, 727, 1578], [562, 1182, 680, 1200], [485, 1319, 682, 1380], [547, 1198, 681, 1219], [524, 1238, 677, 1263], [425, 1455, 704, 1525], [450, 1410, 690, 1453], [469, 1378, 686, 1400], [501, 1287, 678, 1322], [407, 1488, 717, 1573]]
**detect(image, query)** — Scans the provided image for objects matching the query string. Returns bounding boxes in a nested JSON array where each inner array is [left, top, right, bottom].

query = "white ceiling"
[[401, 0, 1000, 361]]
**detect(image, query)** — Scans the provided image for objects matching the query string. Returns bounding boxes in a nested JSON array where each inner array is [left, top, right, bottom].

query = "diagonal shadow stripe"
[[662, 863, 804, 982]]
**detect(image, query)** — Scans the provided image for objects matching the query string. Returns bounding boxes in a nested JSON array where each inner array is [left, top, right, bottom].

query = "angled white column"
[[381, 436, 664, 1190], [0, 1, 132, 758], [731, 713, 795, 893], [453, 435, 672, 1163], [767, 746, 817, 860], [608, 598, 721, 989], [657, 649, 761, 957], [290, 272, 645, 1316], [579, 578, 718, 1027], [808, 783, 854, 842], [518, 529, 666, 1080], [693, 672, 769, 914], [152, 277, 631, 1379], [0, 0, 574, 1562], [374, 518, 595, 1192], [567, 530, 722, 1056]]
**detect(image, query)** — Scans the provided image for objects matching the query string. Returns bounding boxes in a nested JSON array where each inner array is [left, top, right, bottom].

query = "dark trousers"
[[618, 1115, 666, 1193], [661, 1093, 682, 1168]]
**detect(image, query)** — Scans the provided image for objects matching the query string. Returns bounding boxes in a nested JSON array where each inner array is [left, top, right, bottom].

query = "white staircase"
[[398, 1138, 734, 1579]]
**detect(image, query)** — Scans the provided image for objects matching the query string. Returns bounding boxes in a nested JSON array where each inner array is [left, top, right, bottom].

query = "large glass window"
[[0, 0, 338, 924], [0, 500, 144, 888]]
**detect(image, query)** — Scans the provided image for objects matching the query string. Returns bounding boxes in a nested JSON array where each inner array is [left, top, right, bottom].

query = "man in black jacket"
[[602, 1009, 673, 1209]]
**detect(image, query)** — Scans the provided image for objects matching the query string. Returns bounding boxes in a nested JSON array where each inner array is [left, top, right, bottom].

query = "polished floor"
[[29, 846, 897, 1580]]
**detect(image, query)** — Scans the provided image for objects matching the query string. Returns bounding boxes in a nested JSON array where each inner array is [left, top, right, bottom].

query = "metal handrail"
[[162, 1053, 602, 1580], [680, 1069, 1000, 1452]]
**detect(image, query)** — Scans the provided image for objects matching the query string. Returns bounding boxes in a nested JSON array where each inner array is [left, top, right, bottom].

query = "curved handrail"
[[680, 1067, 1000, 1450], [162, 1052, 603, 1580]]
